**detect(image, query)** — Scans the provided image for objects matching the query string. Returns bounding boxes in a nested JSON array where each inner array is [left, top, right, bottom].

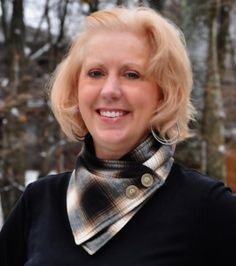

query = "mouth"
[[97, 109, 129, 118]]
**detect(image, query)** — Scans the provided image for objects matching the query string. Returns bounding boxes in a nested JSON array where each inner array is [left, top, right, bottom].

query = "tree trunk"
[[0, 0, 27, 221], [8, 0, 26, 84], [148, 0, 165, 11], [116, 0, 123, 5], [217, 0, 236, 187], [218, 0, 235, 132], [203, 0, 226, 181]]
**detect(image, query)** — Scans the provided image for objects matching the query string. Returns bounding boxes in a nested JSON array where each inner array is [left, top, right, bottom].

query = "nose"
[[100, 74, 122, 101]]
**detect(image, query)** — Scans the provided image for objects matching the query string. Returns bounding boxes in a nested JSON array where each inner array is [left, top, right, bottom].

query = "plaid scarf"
[[67, 134, 175, 255]]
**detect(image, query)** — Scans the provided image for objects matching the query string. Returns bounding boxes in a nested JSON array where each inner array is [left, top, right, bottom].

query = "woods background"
[[0, 0, 236, 225]]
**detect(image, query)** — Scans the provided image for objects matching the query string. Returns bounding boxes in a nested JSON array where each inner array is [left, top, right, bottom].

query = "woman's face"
[[78, 30, 161, 159]]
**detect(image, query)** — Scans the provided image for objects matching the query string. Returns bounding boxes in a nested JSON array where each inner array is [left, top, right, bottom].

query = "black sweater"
[[0, 163, 236, 266]]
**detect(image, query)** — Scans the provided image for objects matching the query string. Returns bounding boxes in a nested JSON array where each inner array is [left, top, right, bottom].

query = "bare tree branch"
[[56, 0, 70, 45], [32, 0, 51, 45]]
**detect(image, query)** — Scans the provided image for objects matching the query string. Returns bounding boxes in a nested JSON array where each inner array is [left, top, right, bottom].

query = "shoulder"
[[167, 163, 236, 226], [24, 171, 72, 200], [169, 162, 235, 203], [170, 164, 236, 263], [30, 171, 72, 186], [171, 162, 225, 189]]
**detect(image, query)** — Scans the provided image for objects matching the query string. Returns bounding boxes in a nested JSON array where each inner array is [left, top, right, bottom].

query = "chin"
[[102, 135, 128, 145], [95, 131, 128, 145]]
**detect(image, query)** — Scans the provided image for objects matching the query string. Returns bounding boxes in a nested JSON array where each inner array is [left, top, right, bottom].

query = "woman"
[[1, 6, 236, 266]]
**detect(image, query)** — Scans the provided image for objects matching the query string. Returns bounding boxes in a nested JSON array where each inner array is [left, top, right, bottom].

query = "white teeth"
[[100, 110, 125, 118]]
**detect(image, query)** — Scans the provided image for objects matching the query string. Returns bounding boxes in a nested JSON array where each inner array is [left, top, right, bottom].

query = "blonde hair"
[[50, 6, 196, 142]]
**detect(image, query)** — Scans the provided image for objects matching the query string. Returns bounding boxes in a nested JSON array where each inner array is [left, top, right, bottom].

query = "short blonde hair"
[[50, 6, 196, 142]]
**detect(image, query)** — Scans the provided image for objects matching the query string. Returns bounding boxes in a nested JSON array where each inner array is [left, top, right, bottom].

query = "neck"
[[93, 134, 151, 160]]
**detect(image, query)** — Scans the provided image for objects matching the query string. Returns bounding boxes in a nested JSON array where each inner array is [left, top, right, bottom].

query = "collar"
[[67, 134, 175, 255], [78, 133, 161, 172]]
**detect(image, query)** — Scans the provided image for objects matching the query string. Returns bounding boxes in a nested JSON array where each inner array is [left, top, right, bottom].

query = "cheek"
[[147, 85, 161, 109], [78, 80, 91, 105], [78, 76, 100, 103], [78, 87, 90, 116], [132, 89, 159, 110]]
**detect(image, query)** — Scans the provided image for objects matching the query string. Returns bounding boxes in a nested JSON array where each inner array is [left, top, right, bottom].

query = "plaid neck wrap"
[[67, 134, 175, 255]]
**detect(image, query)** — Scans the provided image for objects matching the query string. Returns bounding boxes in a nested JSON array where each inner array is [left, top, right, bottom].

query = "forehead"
[[82, 30, 150, 64]]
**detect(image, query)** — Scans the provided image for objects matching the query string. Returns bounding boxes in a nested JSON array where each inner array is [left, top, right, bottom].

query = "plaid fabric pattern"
[[67, 134, 175, 255]]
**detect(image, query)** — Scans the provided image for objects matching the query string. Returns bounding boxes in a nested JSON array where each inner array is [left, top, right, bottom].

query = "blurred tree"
[[0, 0, 26, 221], [218, 0, 235, 138], [217, 0, 236, 186], [1, 0, 26, 83], [148, 0, 165, 11], [32, 0, 52, 50], [202, 0, 226, 181], [82, 0, 99, 12], [116, 0, 123, 5], [0, 0, 83, 222]]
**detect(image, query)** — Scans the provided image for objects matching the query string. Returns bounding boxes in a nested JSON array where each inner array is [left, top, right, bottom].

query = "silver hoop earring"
[[151, 123, 180, 145], [76, 135, 85, 141]]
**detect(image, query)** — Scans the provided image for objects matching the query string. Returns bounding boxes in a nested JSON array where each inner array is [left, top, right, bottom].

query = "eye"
[[125, 71, 140, 80], [88, 69, 105, 79]]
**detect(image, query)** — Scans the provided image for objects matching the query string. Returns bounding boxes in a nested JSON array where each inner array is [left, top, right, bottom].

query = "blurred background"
[[0, 0, 236, 226]]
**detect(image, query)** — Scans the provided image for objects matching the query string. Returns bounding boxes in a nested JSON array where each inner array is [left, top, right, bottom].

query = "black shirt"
[[0, 163, 236, 266]]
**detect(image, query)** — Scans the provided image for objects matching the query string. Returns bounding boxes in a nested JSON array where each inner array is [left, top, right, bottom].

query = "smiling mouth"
[[97, 110, 129, 118]]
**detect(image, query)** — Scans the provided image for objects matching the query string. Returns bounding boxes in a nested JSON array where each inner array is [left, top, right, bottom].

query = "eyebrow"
[[82, 61, 144, 70]]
